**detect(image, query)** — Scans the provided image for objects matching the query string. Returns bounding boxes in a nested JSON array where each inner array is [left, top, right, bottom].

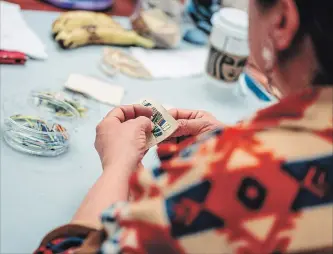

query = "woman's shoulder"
[[155, 86, 333, 184], [235, 87, 333, 160], [247, 87, 332, 127]]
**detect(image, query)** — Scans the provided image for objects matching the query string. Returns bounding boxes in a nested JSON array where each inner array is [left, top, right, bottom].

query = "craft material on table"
[[183, 28, 209, 46], [100, 47, 152, 79], [31, 91, 88, 118], [162, 104, 174, 110], [140, 98, 179, 148], [136, 98, 175, 111], [65, 73, 125, 106], [0, 50, 27, 65], [0, 1, 48, 59], [182, 0, 222, 45], [52, 11, 122, 35], [186, 0, 221, 34], [52, 11, 155, 49], [44, 0, 114, 11], [3, 114, 69, 156], [131, 8, 181, 49], [130, 47, 208, 79], [141, 0, 185, 21]]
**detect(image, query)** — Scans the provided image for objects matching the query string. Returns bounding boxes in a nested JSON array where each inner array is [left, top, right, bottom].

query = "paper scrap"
[[130, 48, 208, 79], [65, 74, 125, 106], [162, 104, 174, 110], [140, 98, 179, 148], [0, 1, 48, 59], [135, 98, 174, 111]]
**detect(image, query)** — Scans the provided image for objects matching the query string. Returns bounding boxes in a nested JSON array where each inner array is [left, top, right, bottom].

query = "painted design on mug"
[[207, 45, 247, 83]]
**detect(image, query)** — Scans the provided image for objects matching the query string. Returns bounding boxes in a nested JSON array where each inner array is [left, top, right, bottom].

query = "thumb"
[[135, 116, 154, 133], [171, 119, 211, 137]]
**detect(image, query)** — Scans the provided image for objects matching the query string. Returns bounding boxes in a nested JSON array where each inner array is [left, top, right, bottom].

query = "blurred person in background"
[[35, 0, 332, 253]]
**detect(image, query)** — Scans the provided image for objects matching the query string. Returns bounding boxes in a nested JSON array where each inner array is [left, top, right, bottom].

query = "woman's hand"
[[71, 105, 152, 228], [168, 109, 223, 140], [95, 105, 153, 175]]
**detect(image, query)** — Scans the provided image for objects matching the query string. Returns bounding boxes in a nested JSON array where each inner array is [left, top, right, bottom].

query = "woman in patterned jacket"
[[35, 0, 332, 253]]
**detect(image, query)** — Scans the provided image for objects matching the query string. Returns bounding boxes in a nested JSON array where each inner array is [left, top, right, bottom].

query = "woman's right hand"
[[95, 105, 153, 174], [168, 109, 223, 139]]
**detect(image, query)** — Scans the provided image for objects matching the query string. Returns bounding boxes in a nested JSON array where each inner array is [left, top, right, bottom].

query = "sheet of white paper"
[[130, 47, 208, 79], [65, 73, 125, 106], [0, 1, 48, 59]]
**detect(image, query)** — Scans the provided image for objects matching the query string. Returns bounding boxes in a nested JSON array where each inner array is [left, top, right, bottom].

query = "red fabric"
[[6, 0, 136, 16]]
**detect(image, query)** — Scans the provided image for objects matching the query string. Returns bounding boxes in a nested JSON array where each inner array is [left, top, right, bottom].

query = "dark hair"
[[257, 0, 333, 85]]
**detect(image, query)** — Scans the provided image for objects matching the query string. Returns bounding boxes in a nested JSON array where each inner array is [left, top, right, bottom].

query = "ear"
[[270, 0, 300, 51]]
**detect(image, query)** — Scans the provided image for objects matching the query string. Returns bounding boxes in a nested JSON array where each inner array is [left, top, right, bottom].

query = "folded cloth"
[[0, 1, 48, 59], [130, 47, 208, 79]]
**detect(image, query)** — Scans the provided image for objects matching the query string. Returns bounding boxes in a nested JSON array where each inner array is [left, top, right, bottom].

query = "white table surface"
[[0, 10, 262, 253]]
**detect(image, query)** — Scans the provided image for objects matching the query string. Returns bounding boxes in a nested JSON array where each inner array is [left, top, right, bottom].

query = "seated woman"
[[35, 0, 332, 253]]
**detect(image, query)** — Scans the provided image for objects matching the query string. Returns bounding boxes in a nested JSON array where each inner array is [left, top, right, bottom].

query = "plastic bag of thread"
[[3, 114, 70, 156], [2, 92, 76, 157], [30, 90, 89, 120]]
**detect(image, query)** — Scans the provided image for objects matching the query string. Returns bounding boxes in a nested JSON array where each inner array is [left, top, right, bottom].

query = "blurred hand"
[[95, 105, 153, 175], [168, 109, 223, 140]]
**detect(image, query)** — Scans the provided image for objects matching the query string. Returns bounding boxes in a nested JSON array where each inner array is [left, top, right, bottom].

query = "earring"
[[261, 39, 283, 99], [261, 39, 275, 72]]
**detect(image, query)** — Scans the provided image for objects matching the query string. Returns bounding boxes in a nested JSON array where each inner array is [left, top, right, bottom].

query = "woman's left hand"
[[95, 105, 153, 176]]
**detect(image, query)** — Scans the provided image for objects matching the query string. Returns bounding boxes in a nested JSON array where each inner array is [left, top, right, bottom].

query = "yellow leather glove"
[[52, 11, 155, 49]]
